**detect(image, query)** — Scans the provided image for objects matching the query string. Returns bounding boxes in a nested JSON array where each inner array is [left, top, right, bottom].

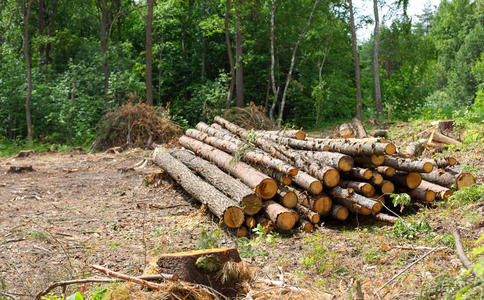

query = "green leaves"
[[393, 219, 432, 240]]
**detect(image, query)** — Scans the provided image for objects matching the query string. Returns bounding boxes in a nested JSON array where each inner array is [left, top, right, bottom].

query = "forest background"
[[0, 0, 482, 151]]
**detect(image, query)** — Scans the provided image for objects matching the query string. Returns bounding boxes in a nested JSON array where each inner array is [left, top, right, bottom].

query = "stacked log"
[[150, 116, 474, 236]]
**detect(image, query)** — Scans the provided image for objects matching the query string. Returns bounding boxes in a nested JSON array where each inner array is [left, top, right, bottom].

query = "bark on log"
[[388, 171, 422, 189], [407, 186, 435, 203], [384, 156, 434, 173], [330, 204, 349, 220], [334, 197, 371, 215], [298, 150, 354, 172], [419, 180, 452, 200], [170, 149, 262, 216], [292, 171, 323, 194], [421, 169, 474, 190], [339, 180, 375, 197], [354, 154, 385, 167], [263, 200, 299, 231], [294, 204, 320, 224], [330, 187, 382, 212], [432, 131, 461, 146], [255, 166, 292, 186], [373, 213, 398, 224], [157, 247, 242, 296], [369, 129, 388, 137], [375, 166, 396, 177], [376, 180, 395, 195], [352, 118, 367, 138], [262, 129, 306, 140], [152, 147, 244, 229], [299, 220, 314, 232], [185, 129, 298, 177], [349, 167, 373, 180], [402, 140, 426, 157], [178, 136, 277, 199], [339, 123, 355, 138], [434, 157, 457, 168]]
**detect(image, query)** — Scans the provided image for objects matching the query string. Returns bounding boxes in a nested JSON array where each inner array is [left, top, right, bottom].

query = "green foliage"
[[393, 219, 432, 240], [448, 184, 484, 207], [65, 292, 84, 300], [196, 229, 220, 250], [91, 285, 109, 300], [235, 224, 279, 258], [302, 234, 341, 274], [390, 193, 412, 213]]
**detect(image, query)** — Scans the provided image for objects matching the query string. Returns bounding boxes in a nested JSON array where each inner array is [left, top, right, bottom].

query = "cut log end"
[[281, 191, 298, 209], [236, 226, 248, 237], [359, 206, 372, 215], [313, 195, 332, 215], [406, 172, 422, 189], [245, 216, 256, 228], [295, 130, 306, 140], [456, 173, 475, 190], [441, 190, 453, 200], [338, 156, 354, 172], [380, 181, 395, 195], [361, 169, 373, 180], [323, 168, 340, 187], [371, 154, 385, 166], [448, 157, 457, 166], [372, 201, 383, 213], [309, 181, 324, 195], [256, 178, 278, 199], [223, 207, 245, 229], [332, 205, 349, 221], [282, 176, 292, 186], [423, 161, 434, 173], [241, 195, 263, 216], [361, 183, 376, 197], [287, 168, 298, 177], [385, 167, 396, 177], [371, 173, 384, 185], [425, 190, 436, 202], [276, 212, 299, 231], [300, 220, 314, 232], [385, 143, 397, 155]]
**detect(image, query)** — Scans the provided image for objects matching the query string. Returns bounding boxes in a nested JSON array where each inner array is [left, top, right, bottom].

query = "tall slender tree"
[[145, 0, 154, 105], [373, 0, 383, 117], [22, 0, 34, 143], [348, 0, 363, 120], [235, 0, 244, 107], [224, 0, 235, 108]]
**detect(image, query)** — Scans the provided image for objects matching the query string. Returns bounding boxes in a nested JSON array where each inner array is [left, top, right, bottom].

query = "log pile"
[[152, 117, 475, 235]]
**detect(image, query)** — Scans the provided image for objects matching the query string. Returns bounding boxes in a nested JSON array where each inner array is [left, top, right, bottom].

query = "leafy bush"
[[393, 219, 432, 239], [448, 184, 484, 207]]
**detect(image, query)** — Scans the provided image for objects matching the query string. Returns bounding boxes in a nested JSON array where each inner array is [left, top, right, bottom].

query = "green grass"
[[0, 140, 88, 157]]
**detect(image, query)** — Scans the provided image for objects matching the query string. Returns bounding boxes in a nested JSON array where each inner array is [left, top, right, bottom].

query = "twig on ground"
[[90, 265, 164, 291], [5, 238, 25, 243], [451, 227, 472, 269], [0, 290, 17, 300], [374, 247, 445, 296]]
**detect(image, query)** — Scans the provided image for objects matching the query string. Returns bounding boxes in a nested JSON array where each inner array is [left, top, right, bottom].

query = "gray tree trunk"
[[373, 0, 383, 117], [349, 0, 363, 120]]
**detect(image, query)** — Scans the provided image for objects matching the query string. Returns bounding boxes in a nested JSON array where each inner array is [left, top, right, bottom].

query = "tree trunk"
[[152, 147, 244, 228], [383, 156, 434, 173], [234, 0, 244, 107], [373, 0, 383, 117], [431, 131, 462, 146], [178, 136, 277, 199], [407, 187, 435, 203], [330, 187, 382, 212], [185, 128, 298, 176], [294, 204, 320, 224], [145, 0, 154, 105], [100, 0, 110, 102], [339, 180, 375, 197], [255, 215, 275, 233], [157, 247, 241, 297], [269, 0, 279, 122], [276, 0, 319, 127], [434, 157, 457, 168], [421, 169, 474, 190], [23, 0, 34, 143], [419, 180, 452, 200], [201, 0, 206, 82], [339, 123, 355, 138], [170, 149, 262, 216], [369, 129, 387, 137], [438, 120, 454, 133], [38, 0, 45, 68], [262, 129, 306, 140], [263, 201, 298, 231], [348, 0, 362, 120], [45, 0, 59, 67], [373, 213, 398, 224], [298, 150, 354, 172], [224, 0, 235, 108]]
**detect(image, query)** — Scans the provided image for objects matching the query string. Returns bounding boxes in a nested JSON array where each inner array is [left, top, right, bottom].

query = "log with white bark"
[[431, 131, 461, 146], [373, 213, 398, 224], [298, 150, 354, 172], [339, 123, 355, 138], [402, 140, 426, 157], [261, 129, 307, 140], [369, 129, 388, 137], [185, 129, 298, 176], [339, 180, 375, 197], [330, 204, 350, 220], [352, 118, 367, 138], [421, 169, 474, 190], [330, 186, 382, 212], [299, 220, 315, 232], [294, 204, 320, 224], [371, 172, 384, 185], [170, 149, 262, 216], [298, 192, 332, 215], [264, 201, 299, 231], [276, 187, 298, 209], [178, 136, 278, 199], [375, 166, 396, 177], [334, 197, 371, 215], [152, 147, 244, 228], [349, 167, 373, 180], [434, 157, 457, 168], [354, 154, 385, 167], [383, 156, 434, 173]]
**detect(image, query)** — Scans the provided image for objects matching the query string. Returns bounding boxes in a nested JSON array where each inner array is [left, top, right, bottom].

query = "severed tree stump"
[[157, 248, 245, 297], [7, 165, 34, 173], [438, 120, 454, 133]]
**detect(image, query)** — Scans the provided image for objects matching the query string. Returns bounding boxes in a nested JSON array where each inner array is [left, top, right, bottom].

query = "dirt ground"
[[0, 137, 482, 299]]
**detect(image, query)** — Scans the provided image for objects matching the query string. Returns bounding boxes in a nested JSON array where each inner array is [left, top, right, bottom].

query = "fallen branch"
[[451, 227, 472, 269], [374, 247, 445, 296]]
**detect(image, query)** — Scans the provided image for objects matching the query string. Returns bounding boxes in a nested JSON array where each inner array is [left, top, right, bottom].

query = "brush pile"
[[152, 116, 475, 235]]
